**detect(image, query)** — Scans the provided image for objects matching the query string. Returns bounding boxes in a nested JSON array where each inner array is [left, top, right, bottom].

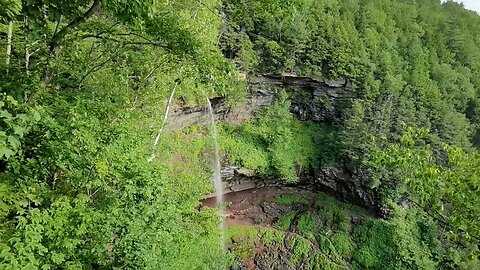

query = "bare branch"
[[25, 41, 42, 75], [52, 15, 63, 37], [81, 34, 173, 51], [78, 44, 125, 89]]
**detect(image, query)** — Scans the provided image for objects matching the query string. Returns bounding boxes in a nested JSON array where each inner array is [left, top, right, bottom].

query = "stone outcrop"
[[249, 75, 352, 123], [206, 165, 384, 217], [306, 167, 386, 217], [202, 166, 291, 199], [166, 75, 352, 131]]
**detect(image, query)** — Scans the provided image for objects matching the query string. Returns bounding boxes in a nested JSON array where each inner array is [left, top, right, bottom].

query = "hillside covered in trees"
[[1, 0, 479, 269]]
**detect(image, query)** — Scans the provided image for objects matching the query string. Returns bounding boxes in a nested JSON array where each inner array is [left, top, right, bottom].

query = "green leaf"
[[13, 125, 27, 136], [0, 110, 13, 120], [6, 96, 18, 106], [8, 135, 20, 149], [21, 263, 37, 270], [0, 145, 15, 158], [51, 252, 65, 264], [33, 111, 41, 121]]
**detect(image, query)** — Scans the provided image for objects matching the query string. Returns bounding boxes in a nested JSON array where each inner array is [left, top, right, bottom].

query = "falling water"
[[206, 97, 225, 250]]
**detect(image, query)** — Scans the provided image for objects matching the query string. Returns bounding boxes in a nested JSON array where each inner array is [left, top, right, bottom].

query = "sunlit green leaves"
[[369, 127, 480, 242], [0, 95, 39, 160], [0, 0, 21, 20]]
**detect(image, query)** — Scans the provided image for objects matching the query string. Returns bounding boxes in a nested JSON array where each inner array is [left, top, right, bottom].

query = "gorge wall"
[[172, 75, 383, 216]]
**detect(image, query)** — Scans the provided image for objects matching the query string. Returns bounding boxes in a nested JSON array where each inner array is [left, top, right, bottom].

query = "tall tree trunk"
[[25, 47, 29, 75], [6, 21, 13, 66]]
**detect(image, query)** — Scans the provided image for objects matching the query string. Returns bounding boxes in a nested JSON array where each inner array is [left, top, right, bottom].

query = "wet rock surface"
[[202, 187, 305, 226]]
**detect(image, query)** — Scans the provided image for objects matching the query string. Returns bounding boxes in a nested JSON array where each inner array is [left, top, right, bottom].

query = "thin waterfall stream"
[[206, 97, 225, 250]]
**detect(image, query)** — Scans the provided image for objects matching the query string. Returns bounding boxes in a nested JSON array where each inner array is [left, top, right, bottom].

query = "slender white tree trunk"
[[25, 47, 29, 75], [148, 83, 178, 162], [6, 21, 13, 66], [148, 67, 184, 162]]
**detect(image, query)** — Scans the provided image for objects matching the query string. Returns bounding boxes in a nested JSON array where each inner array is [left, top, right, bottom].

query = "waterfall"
[[206, 97, 225, 250]]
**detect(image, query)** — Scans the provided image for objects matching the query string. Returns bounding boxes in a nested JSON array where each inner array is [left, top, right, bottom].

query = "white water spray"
[[206, 97, 225, 250]]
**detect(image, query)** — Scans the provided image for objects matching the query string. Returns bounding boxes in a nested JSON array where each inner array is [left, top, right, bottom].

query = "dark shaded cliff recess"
[[212, 165, 385, 218], [303, 167, 386, 218]]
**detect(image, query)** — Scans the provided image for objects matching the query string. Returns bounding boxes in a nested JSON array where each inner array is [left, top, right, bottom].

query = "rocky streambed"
[[202, 186, 311, 227]]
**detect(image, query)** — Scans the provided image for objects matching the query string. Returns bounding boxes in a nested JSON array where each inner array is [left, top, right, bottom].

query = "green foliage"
[[274, 210, 297, 231], [0, 0, 237, 269], [229, 226, 343, 270], [287, 234, 317, 266], [297, 212, 318, 241], [275, 194, 309, 206], [220, 91, 323, 181], [351, 208, 444, 270], [261, 228, 284, 246], [0, 0, 21, 20], [272, 192, 360, 267], [368, 127, 480, 242], [352, 220, 401, 269], [224, 0, 480, 165], [0, 94, 39, 160], [230, 190, 476, 269], [222, 0, 365, 77], [0, 89, 228, 268], [1, 0, 480, 268], [227, 226, 258, 261], [222, 31, 259, 73], [331, 232, 354, 258]]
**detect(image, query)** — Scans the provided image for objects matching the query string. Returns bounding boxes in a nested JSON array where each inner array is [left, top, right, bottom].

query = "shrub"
[[331, 232, 354, 258]]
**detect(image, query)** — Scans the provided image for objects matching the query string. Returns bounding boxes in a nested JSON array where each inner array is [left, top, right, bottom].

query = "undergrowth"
[[219, 90, 336, 182], [228, 192, 474, 269], [275, 194, 310, 205]]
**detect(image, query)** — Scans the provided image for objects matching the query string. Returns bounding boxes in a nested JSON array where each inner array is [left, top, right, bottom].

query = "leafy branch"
[[49, 0, 102, 52]]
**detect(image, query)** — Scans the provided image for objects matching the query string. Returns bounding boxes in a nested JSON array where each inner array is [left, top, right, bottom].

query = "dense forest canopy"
[[225, 0, 480, 244], [1, 0, 479, 269]]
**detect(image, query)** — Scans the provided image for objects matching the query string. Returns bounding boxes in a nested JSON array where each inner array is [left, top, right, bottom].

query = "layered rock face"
[[216, 165, 384, 217], [305, 167, 385, 217], [179, 75, 382, 215], [166, 75, 352, 131]]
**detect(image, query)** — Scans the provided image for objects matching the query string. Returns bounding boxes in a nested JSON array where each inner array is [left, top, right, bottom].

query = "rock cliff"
[[166, 75, 352, 131], [185, 75, 382, 215]]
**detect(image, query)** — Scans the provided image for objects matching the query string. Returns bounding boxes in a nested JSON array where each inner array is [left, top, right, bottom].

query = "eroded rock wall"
[[166, 75, 352, 131]]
